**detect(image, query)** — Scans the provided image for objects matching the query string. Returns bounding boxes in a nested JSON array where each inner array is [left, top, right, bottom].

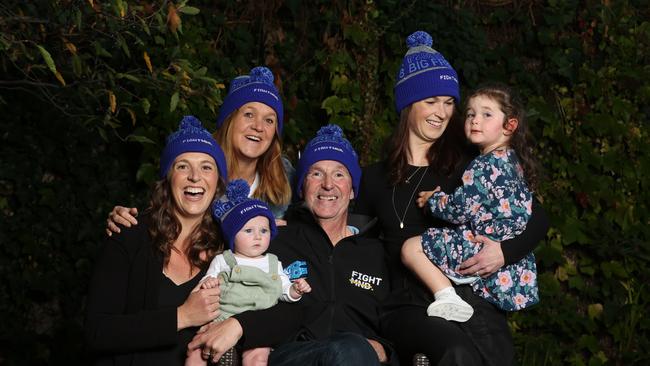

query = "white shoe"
[[426, 296, 474, 322]]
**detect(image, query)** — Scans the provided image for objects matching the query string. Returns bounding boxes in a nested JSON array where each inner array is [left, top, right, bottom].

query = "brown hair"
[[147, 178, 225, 270], [385, 103, 466, 186], [467, 83, 540, 191], [214, 112, 291, 207]]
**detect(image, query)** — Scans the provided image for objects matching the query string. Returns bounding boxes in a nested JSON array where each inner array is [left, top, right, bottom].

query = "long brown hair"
[[468, 83, 540, 191], [214, 113, 291, 207], [386, 103, 466, 186], [147, 178, 225, 269]]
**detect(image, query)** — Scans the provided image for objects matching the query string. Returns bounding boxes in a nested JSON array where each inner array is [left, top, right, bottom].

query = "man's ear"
[[350, 190, 354, 200], [504, 118, 519, 136]]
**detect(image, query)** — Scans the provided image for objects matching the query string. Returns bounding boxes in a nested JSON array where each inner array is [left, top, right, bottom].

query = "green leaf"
[[141, 98, 150, 114], [136, 163, 156, 184], [94, 42, 112, 58], [36, 45, 57, 73], [170, 92, 179, 112], [125, 134, 155, 144], [116, 73, 141, 83], [178, 6, 200, 15]]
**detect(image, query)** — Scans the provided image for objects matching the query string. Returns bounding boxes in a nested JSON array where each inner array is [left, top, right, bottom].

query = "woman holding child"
[[85, 116, 227, 365], [355, 31, 549, 365]]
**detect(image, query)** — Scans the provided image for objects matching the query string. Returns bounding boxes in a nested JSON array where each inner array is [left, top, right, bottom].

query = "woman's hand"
[[458, 235, 505, 277], [188, 318, 243, 363], [275, 218, 288, 227], [366, 339, 387, 363], [177, 284, 221, 330], [105, 206, 138, 236]]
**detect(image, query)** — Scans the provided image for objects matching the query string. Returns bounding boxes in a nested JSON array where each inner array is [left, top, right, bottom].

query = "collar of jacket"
[[284, 202, 379, 237]]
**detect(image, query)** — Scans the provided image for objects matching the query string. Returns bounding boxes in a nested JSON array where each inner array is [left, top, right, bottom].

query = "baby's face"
[[233, 215, 271, 259]]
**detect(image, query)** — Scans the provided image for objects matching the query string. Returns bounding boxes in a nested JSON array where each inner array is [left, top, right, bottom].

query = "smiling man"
[[189, 124, 396, 366]]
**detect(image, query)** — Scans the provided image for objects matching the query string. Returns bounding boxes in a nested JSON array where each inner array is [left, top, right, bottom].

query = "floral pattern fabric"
[[421, 148, 539, 311]]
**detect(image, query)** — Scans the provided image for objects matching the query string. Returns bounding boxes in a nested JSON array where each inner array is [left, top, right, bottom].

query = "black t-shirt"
[[144, 269, 205, 365]]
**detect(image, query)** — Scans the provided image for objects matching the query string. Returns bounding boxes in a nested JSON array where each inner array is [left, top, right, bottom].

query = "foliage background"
[[1, 0, 648, 365]]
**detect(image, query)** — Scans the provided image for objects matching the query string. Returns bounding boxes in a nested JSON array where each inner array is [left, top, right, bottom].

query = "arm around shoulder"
[[501, 198, 549, 264]]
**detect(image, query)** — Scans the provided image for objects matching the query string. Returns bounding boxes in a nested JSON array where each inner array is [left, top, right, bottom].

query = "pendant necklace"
[[392, 166, 429, 229]]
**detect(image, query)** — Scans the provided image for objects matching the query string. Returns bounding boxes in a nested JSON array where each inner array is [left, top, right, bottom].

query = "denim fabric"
[[268, 332, 380, 366]]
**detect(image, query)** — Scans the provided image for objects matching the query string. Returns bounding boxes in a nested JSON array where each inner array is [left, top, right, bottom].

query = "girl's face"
[[407, 96, 455, 146], [230, 102, 278, 163], [169, 152, 219, 225], [465, 95, 511, 154], [233, 215, 271, 259]]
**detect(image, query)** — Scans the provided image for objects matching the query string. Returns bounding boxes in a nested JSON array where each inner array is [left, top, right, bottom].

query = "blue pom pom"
[[406, 31, 433, 48], [179, 115, 203, 130], [317, 124, 343, 138], [226, 179, 250, 202], [249, 66, 274, 84]]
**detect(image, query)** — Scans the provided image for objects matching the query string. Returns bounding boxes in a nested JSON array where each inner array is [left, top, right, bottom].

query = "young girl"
[[401, 83, 539, 322], [185, 179, 311, 366]]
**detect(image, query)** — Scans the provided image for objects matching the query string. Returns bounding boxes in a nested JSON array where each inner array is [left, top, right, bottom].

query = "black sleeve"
[[353, 165, 376, 216], [84, 226, 178, 353], [501, 199, 549, 265], [233, 301, 303, 349]]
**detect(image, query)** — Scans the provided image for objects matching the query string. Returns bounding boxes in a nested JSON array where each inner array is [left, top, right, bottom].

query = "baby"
[[186, 179, 311, 366]]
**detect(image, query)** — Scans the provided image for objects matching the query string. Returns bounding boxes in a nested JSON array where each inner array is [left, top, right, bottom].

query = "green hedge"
[[1, 1, 648, 364]]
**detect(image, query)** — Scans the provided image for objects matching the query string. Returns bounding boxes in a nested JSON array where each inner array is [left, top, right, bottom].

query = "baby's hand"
[[416, 187, 441, 208], [291, 278, 312, 298], [200, 276, 220, 290]]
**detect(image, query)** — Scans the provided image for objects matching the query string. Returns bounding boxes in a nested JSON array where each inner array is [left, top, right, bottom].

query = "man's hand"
[[188, 318, 243, 363], [367, 339, 387, 363]]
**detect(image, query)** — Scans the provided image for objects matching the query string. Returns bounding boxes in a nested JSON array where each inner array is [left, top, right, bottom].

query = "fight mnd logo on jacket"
[[349, 270, 383, 291]]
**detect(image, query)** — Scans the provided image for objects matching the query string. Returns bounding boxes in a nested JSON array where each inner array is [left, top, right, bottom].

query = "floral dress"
[[421, 148, 539, 311]]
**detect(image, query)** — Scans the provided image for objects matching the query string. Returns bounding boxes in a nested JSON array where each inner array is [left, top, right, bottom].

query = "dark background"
[[1, 1, 648, 364]]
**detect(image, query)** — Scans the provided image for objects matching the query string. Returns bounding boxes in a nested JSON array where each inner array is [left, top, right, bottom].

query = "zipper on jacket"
[[327, 251, 336, 336]]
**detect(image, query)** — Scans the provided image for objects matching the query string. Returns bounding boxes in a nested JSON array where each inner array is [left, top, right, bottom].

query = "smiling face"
[[169, 152, 219, 226], [407, 96, 455, 146], [232, 215, 271, 259], [302, 160, 354, 226], [465, 95, 512, 154], [230, 101, 278, 164]]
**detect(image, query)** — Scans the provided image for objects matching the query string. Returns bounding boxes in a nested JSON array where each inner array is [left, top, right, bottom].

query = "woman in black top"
[[355, 31, 549, 366], [85, 116, 228, 366]]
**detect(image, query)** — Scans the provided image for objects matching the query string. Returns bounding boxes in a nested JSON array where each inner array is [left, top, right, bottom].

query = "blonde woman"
[[107, 66, 292, 234]]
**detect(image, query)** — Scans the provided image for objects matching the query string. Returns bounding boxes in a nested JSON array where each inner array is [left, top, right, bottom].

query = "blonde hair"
[[214, 113, 291, 208]]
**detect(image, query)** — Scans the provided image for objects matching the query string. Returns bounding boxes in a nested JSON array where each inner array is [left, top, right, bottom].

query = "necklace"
[[392, 166, 429, 229], [404, 166, 422, 183]]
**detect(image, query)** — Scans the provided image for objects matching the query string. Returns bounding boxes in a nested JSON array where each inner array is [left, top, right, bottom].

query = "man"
[[189, 125, 395, 365]]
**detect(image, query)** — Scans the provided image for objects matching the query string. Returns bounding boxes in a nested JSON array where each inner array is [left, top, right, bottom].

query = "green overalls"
[[216, 250, 283, 321]]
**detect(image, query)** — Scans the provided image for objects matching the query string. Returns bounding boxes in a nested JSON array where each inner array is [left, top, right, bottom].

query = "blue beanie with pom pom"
[[160, 115, 227, 179], [212, 179, 278, 249], [216, 66, 284, 135], [294, 124, 361, 199], [394, 31, 460, 114]]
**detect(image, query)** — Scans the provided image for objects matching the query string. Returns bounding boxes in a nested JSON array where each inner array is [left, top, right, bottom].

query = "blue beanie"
[[295, 124, 361, 199], [159, 115, 227, 179], [394, 31, 460, 114], [215, 66, 284, 135], [212, 179, 278, 249]]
